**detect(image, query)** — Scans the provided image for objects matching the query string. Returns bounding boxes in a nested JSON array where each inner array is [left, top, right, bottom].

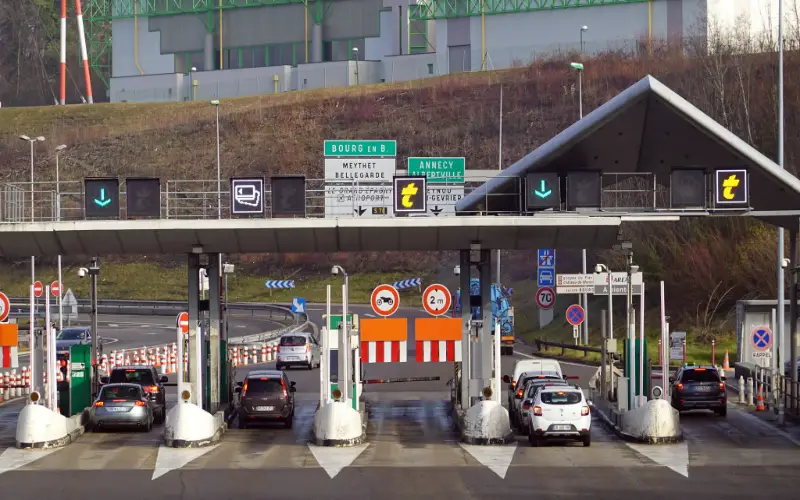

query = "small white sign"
[[669, 331, 686, 360], [593, 272, 643, 286], [557, 274, 594, 286], [572, 325, 580, 339], [325, 158, 396, 182], [324, 184, 391, 218], [752, 351, 773, 359], [557, 286, 594, 294], [426, 186, 464, 216]]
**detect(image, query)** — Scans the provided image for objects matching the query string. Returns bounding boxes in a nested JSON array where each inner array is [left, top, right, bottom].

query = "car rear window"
[[521, 375, 560, 388], [681, 369, 720, 383], [527, 381, 567, 397], [110, 369, 155, 385], [541, 391, 582, 405], [246, 378, 284, 394], [280, 336, 307, 347], [100, 386, 142, 400]]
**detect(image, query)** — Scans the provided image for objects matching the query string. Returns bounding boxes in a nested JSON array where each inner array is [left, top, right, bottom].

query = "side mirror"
[[668, 377, 674, 383], [290, 381, 296, 387], [159, 376, 168, 383], [502, 375, 510, 383], [99, 376, 109, 384], [234, 387, 241, 394], [236, 381, 244, 387]]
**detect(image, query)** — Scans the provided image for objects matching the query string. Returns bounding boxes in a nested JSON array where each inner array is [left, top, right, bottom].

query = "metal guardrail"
[[534, 338, 621, 362], [750, 363, 800, 418]]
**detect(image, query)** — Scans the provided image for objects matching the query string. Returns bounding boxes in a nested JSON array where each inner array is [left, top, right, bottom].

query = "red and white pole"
[[711, 339, 716, 366], [60, 0, 67, 105], [74, 0, 94, 104]]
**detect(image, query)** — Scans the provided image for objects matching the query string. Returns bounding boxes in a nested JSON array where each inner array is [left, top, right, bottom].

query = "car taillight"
[[94, 401, 104, 407], [581, 406, 590, 416], [516, 388, 523, 398], [511, 381, 517, 389], [522, 401, 531, 411], [241, 381, 248, 399], [144, 386, 159, 393], [719, 382, 725, 391], [306, 344, 310, 353], [280, 379, 288, 398], [533, 406, 543, 416], [676, 383, 683, 392], [135, 401, 146, 406]]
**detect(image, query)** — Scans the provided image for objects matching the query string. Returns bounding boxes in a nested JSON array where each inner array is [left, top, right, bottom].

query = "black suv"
[[235, 369, 296, 429], [669, 364, 727, 416], [102, 366, 168, 424]]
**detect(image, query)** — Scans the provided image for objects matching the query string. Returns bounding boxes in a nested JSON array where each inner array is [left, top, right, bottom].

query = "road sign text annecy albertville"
[[407, 157, 465, 183]]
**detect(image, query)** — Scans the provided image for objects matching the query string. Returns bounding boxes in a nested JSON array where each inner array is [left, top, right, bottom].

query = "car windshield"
[[100, 385, 142, 400], [57, 328, 86, 340], [681, 369, 720, 383], [246, 378, 284, 394], [541, 391, 582, 405], [280, 336, 306, 347], [109, 369, 156, 385]]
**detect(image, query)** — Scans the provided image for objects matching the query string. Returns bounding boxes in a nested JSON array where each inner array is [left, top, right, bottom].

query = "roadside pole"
[[660, 281, 668, 395], [341, 283, 349, 403], [639, 285, 645, 408], [45, 286, 55, 410], [600, 309, 607, 400], [494, 322, 501, 402], [29, 284, 37, 395], [176, 318, 184, 398], [325, 284, 331, 403]]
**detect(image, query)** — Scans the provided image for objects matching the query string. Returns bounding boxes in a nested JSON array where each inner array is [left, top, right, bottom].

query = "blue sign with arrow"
[[525, 173, 560, 209], [83, 178, 120, 219], [291, 297, 306, 314]]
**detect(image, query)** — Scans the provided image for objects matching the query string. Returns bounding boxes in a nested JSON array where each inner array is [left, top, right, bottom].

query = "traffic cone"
[[756, 384, 766, 411], [722, 350, 730, 370]]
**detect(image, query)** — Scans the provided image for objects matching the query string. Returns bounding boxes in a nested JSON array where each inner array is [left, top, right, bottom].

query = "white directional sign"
[[556, 273, 594, 294], [324, 184, 391, 218], [594, 272, 643, 295], [62, 288, 78, 322], [324, 158, 396, 182], [427, 185, 464, 216]]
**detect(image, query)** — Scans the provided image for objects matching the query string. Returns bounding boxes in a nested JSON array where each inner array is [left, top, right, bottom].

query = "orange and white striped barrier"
[[417, 340, 462, 362], [359, 318, 408, 363], [414, 317, 462, 363], [756, 384, 766, 411]]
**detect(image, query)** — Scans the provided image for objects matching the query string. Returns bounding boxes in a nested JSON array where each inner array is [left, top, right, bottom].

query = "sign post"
[[566, 304, 585, 345], [177, 312, 188, 395]]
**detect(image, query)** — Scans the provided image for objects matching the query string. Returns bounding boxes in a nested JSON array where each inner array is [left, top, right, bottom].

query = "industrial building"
[[89, 0, 783, 103]]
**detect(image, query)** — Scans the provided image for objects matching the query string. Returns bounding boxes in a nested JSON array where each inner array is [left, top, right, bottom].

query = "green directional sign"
[[84, 177, 120, 219], [525, 173, 561, 210], [407, 157, 465, 183], [324, 314, 358, 330], [324, 140, 397, 157]]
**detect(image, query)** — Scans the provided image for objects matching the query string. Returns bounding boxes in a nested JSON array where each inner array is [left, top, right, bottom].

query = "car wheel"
[[308, 362, 313, 371], [284, 417, 293, 429], [238, 420, 247, 429], [528, 434, 539, 447], [583, 435, 591, 447]]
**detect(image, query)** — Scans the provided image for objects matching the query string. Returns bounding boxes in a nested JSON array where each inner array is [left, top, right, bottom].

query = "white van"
[[510, 359, 563, 389]]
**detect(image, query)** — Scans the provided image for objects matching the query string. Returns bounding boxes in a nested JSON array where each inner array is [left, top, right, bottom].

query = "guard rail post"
[[738, 375, 745, 404], [746, 376, 754, 406]]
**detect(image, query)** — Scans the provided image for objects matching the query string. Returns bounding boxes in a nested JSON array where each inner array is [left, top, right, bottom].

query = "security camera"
[[330, 266, 339, 276], [78, 267, 88, 278], [630, 265, 640, 274], [453, 265, 461, 276], [594, 264, 604, 274], [782, 258, 791, 269]]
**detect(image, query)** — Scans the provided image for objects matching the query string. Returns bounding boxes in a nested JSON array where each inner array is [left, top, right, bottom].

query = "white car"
[[518, 379, 570, 432], [528, 386, 591, 447]]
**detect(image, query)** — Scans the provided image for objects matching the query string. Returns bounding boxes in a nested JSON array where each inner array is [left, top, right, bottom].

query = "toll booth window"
[[280, 336, 306, 347], [680, 369, 720, 383], [110, 369, 155, 385], [57, 328, 86, 340], [100, 386, 142, 400], [245, 378, 283, 394], [541, 392, 582, 405]]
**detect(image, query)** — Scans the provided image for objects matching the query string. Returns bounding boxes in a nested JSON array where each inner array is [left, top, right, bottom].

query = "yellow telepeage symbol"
[[401, 182, 418, 208], [722, 174, 740, 200]]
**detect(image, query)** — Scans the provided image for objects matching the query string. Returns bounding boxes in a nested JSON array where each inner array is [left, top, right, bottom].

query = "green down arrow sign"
[[94, 188, 112, 207], [534, 180, 552, 198]]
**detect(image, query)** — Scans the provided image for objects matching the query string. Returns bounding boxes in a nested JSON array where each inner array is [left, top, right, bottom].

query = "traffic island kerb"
[[16, 402, 87, 449], [163, 402, 227, 448], [456, 400, 515, 445], [311, 401, 366, 447], [592, 397, 683, 444]]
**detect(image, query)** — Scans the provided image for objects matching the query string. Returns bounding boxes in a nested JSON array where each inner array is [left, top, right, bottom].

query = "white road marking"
[[459, 442, 517, 479], [152, 444, 219, 481], [734, 409, 800, 447], [307, 443, 369, 479], [625, 440, 689, 478], [107, 324, 119, 327], [364, 313, 377, 318], [0, 447, 58, 475]]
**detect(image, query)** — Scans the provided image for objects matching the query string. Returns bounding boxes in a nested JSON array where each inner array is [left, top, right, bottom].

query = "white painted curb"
[[311, 402, 364, 446], [461, 400, 514, 445], [621, 399, 681, 442], [15, 403, 84, 449], [164, 402, 225, 448]]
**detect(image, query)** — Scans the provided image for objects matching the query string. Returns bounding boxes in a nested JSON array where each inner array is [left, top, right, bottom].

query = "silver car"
[[89, 383, 154, 432], [276, 332, 321, 370]]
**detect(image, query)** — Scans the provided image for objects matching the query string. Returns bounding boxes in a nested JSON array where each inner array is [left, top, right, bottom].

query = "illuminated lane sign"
[[525, 173, 560, 210], [714, 169, 748, 205], [84, 178, 120, 219], [393, 176, 427, 214]]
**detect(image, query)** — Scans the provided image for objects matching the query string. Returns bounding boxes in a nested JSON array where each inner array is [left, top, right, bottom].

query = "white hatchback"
[[528, 386, 591, 447]]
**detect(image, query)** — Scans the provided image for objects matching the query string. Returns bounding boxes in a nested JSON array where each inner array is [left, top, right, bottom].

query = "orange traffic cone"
[[722, 350, 730, 370], [756, 384, 766, 411]]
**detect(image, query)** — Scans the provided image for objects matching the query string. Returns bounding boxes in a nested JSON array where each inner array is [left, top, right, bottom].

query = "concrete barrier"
[[457, 400, 514, 445], [16, 403, 86, 449], [311, 402, 365, 446], [164, 402, 226, 448], [592, 395, 682, 444]]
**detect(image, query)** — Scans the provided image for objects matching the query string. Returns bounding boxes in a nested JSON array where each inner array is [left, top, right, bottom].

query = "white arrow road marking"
[[152, 444, 219, 480], [625, 440, 689, 478], [307, 443, 369, 479], [0, 447, 58, 475], [459, 443, 517, 479]]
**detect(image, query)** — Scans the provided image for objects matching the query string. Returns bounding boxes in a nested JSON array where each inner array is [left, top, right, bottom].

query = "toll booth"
[[622, 338, 650, 405], [324, 314, 360, 410], [63, 344, 92, 417]]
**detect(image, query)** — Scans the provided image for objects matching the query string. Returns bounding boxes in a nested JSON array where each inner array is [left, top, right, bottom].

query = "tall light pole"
[[54, 144, 67, 333], [352, 47, 360, 85], [210, 100, 221, 218], [570, 61, 588, 344], [20, 134, 45, 312], [580, 25, 588, 54]]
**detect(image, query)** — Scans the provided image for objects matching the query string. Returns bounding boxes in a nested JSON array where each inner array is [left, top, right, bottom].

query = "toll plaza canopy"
[[456, 75, 800, 228]]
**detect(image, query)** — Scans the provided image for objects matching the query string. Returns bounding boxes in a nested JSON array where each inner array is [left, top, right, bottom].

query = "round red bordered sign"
[[566, 304, 585, 326], [0, 292, 10, 322], [536, 287, 555, 310], [422, 284, 451, 316], [50, 281, 61, 297], [371, 284, 400, 317], [33, 281, 43, 298], [177, 312, 189, 334]]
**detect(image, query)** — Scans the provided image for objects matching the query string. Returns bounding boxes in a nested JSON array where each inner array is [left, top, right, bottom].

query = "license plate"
[[696, 386, 714, 391], [254, 406, 274, 411], [286, 357, 298, 361], [553, 425, 571, 431], [106, 407, 128, 412]]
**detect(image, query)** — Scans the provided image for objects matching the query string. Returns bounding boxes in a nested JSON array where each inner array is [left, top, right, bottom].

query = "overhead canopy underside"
[[0, 216, 624, 257], [457, 75, 800, 228]]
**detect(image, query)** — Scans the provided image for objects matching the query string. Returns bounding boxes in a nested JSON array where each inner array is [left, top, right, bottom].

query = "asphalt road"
[[1, 309, 798, 498]]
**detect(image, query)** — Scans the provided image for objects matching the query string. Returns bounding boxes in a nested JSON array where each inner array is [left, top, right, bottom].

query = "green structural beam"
[[410, 0, 649, 21], [89, 0, 307, 21]]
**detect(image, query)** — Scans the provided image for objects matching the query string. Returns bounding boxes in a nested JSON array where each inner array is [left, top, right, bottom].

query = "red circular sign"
[[422, 284, 452, 316], [33, 281, 43, 298], [50, 281, 61, 297], [370, 284, 400, 317], [177, 312, 189, 334], [0, 292, 10, 322], [536, 287, 555, 310], [566, 304, 585, 326]]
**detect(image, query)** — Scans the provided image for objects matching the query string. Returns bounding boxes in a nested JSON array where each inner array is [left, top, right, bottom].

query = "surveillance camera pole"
[[88, 257, 100, 398]]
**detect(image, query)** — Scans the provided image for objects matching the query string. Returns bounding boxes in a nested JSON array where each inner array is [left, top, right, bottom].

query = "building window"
[[323, 41, 333, 62]]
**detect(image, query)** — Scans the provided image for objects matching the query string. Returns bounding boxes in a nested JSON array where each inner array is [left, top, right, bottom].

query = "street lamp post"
[[55, 144, 67, 333], [352, 47, 360, 85], [580, 25, 588, 54], [331, 265, 351, 401], [20, 134, 45, 315], [210, 100, 221, 218], [569, 62, 587, 344]]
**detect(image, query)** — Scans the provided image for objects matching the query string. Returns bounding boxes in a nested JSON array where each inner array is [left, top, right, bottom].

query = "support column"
[[311, 23, 323, 63], [208, 255, 221, 414], [188, 253, 201, 406], [479, 250, 492, 387], [204, 33, 214, 71], [459, 250, 471, 408], [791, 224, 798, 410]]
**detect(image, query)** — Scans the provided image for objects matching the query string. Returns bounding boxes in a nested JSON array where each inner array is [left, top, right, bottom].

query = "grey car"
[[89, 383, 154, 431], [56, 326, 92, 362]]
